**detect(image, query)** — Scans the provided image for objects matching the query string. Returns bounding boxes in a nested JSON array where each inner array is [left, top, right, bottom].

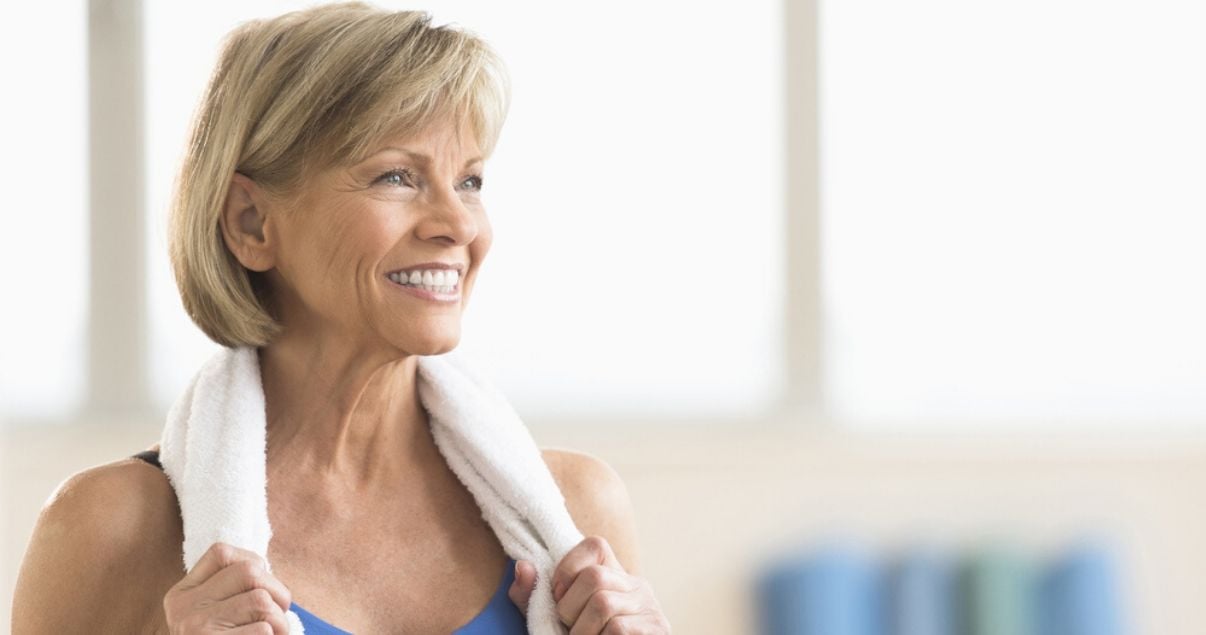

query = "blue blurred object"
[[755, 543, 885, 635], [1038, 542, 1128, 635], [888, 548, 957, 635], [960, 544, 1038, 635], [755, 539, 1131, 635]]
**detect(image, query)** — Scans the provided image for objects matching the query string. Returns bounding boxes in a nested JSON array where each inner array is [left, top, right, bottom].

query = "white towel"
[[158, 345, 584, 634]]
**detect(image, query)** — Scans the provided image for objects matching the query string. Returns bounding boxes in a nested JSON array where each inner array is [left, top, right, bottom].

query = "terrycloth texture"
[[158, 345, 584, 634]]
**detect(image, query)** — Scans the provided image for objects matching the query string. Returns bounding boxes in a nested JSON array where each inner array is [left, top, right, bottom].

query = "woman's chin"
[[391, 330, 462, 356]]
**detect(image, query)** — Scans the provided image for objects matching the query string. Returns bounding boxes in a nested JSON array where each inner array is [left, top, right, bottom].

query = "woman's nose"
[[416, 191, 478, 245]]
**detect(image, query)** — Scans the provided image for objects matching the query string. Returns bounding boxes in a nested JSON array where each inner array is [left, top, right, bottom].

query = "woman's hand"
[[163, 542, 294, 634], [508, 535, 671, 634]]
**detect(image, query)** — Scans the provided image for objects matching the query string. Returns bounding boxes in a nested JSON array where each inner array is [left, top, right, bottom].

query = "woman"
[[11, 3, 670, 633]]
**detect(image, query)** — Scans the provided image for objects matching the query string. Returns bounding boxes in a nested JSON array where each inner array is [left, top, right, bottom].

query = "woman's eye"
[[374, 168, 482, 191], [461, 175, 484, 191], [376, 168, 414, 187]]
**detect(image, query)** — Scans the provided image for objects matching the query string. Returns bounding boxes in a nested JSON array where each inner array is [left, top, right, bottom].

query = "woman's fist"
[[162, 542, 293, 634], [508, 535, 671, 634]]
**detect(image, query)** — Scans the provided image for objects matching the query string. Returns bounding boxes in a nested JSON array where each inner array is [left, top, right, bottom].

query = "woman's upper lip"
[[387, 261, 466, 275]]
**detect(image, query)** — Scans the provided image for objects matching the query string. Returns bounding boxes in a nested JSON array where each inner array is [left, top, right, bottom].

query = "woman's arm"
[[11, 462, 179, 634], [542, 448, 644, 575]]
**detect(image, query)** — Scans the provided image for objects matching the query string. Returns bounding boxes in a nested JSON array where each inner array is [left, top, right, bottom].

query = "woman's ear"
[[220, 172, 276, 272]]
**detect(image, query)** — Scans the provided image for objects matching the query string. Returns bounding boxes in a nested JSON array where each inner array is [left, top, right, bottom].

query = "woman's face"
[[263, 119, 491, 356]]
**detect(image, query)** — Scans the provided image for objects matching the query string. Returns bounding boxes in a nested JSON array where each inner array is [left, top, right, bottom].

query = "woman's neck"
[[257, 335, 441, 492]]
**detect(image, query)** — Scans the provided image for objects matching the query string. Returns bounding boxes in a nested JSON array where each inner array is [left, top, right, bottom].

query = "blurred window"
[[0, 3, 88, 420], [820, 0, 1206, 427]]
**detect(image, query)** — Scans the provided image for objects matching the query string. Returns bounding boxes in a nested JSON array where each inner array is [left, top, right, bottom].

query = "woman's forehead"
[[375, 114, 479, 152]]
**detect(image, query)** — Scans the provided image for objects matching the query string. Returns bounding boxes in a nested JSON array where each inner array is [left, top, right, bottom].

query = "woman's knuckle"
[[589, 590, 619, 614], [210, 541, 233, 561], [585, 564, 609, 586], [584, 535, 608, 551], [230, 558, 253, 579], [241, 561, 267, 585], [241, 556, 264, 573], [221, 545, 247, 569], [251, 588, 276, 612], [237, 588, 273, 616], [600, 615, 630, 634]]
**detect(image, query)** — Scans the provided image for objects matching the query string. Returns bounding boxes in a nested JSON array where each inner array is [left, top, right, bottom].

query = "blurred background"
[[2, 0, 1205, 632]]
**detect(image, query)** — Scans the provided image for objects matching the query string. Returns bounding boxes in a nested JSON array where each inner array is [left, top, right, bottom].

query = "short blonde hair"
[[169, 1, 510, 347]]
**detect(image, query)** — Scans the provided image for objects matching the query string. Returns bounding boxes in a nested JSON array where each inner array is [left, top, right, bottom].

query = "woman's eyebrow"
[[375, 146, 483, 170]]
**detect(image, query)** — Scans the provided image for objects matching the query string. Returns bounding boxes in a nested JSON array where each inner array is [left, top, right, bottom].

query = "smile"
[[384, 270, 461, 303]]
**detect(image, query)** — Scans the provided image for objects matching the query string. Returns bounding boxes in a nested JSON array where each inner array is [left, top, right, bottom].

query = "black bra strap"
[[132, 449, 163, 471]]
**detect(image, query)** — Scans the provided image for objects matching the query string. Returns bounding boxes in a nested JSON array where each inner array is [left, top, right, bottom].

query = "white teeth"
[[390, 268, 461, 293], [413, 284, 454, 294]]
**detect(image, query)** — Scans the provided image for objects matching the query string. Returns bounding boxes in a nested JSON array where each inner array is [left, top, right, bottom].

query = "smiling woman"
[[10, 2, 670, 634], [169, 3, 508, 349], [217, 113, 491, 358]]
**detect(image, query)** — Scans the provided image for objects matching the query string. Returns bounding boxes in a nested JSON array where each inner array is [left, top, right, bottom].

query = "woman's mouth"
[[385, 268, 461, 303]]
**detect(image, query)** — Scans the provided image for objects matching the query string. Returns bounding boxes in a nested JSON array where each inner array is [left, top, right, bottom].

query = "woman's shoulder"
[[11, 447, 184, 632], [26, 445, 182, 559], [66, 444, 183, 537], [539, 448, 625, 495], [539, 448, 643, 574]]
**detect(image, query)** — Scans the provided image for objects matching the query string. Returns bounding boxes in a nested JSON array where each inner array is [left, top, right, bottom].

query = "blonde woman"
[[12, 3, 670, 633]]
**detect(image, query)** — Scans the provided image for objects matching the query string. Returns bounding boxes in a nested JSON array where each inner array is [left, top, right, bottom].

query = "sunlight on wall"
[[821, 0, 1206, 427], [0, 4, 88, 420]]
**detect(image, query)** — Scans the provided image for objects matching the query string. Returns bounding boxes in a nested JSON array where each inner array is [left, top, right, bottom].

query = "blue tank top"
[[131, 449, 528, 634], [288, 557, 526, 634]]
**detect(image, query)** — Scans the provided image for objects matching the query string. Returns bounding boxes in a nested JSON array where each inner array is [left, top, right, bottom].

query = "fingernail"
[[553, 580, 564, 600], [514, 560, 521, 576]]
